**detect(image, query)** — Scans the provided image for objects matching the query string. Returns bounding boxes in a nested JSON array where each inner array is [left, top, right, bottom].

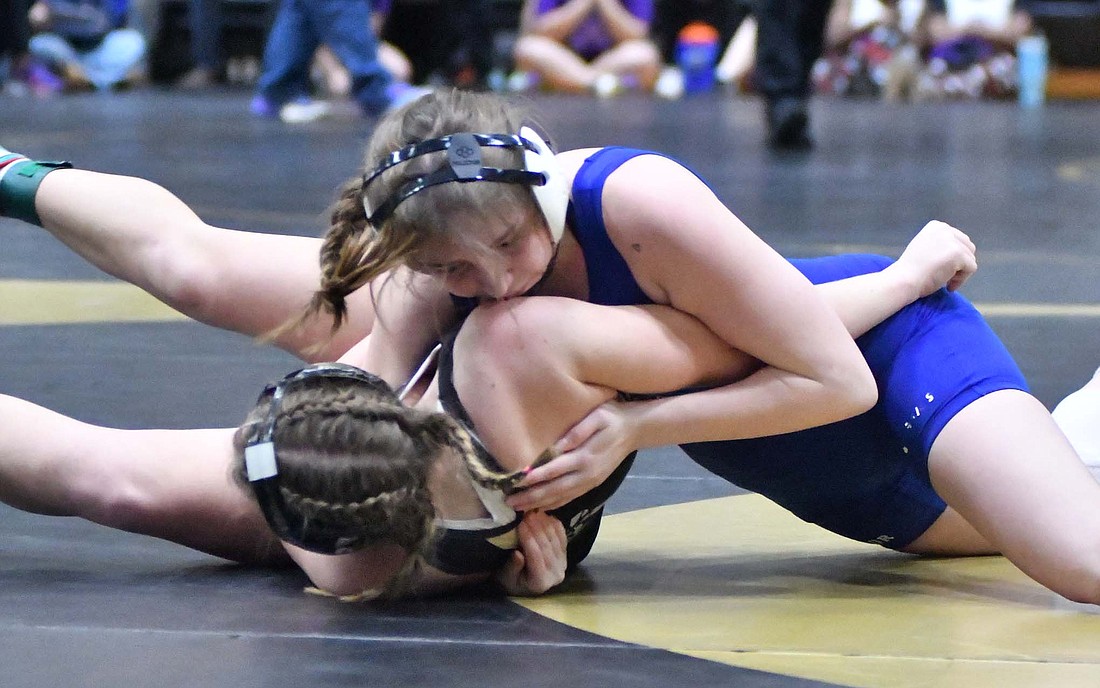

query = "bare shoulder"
[[557, 148, 700, 222], [599, 153, 728, 240], [601, 151, 697, 192]]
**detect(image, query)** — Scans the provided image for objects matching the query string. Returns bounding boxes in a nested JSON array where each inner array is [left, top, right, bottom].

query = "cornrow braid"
[[281, 483, 434, 553], [416, 412, 559, 495], [279, 395, 422, 443], [232, 371, 445, 579], [289, 480, 439, 603]]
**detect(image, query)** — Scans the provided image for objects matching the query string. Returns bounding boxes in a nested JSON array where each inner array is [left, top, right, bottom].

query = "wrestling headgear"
[[244, 362, 394, 554], [360, 126, 569, 244]]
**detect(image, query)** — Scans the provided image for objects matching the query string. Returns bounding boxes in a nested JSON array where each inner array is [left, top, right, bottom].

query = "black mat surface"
[[2, 88, 1098, 687]]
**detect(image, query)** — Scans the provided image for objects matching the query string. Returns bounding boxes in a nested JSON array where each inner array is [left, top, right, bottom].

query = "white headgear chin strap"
[[519, 126, 569, 246]]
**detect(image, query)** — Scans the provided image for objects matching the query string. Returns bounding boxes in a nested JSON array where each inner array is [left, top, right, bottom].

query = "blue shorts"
[[681, 254, 1029, 549]]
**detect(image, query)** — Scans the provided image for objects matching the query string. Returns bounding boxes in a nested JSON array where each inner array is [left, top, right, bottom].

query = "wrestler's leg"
[[902, 506, 995, 556], [589, 40, 662, 89], [925, 390, 1100, 604], [29, 169, 374, 360], [0, 394, 286, 565], [451, 297, 753, 471], [512, 35, 598, 92]]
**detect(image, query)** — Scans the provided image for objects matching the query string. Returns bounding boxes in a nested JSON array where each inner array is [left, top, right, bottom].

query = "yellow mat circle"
[[517, 495, 1100, 688]]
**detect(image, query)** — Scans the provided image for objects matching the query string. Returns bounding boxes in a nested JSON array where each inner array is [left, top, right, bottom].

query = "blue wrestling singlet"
[[567, 146, 1030, 549]]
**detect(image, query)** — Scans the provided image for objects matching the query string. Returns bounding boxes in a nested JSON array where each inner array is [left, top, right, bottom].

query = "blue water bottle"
[[1017, 34, 1049, 108], [676, 22, 720, 95]]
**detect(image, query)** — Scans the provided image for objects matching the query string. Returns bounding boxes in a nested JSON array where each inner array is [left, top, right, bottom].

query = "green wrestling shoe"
[[0, 146, 30, 217], [0, 146, 29, 174], [0, 147, 72, 225]]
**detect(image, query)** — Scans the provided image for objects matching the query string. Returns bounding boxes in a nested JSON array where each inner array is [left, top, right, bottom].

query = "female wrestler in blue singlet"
[[4, 89, 1098, 603], [534, 145, 1027, 550], [456, 143, 1098, 603], [369, 136, 1097, 602]]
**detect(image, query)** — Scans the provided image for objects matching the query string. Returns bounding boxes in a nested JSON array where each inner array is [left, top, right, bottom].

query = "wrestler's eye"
[[494, 224, 526, 251], [424, 263, 458, 276], [409, 257, 456, 277]]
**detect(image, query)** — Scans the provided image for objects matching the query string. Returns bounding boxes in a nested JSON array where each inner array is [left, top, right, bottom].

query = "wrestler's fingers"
[[499, 550, 526, 584], [525, 511, 567, 551], [947, 255, 978, 290], [516, 452, 578, 489], [517, 514, 566, 590], [506, 473, 583, 512]]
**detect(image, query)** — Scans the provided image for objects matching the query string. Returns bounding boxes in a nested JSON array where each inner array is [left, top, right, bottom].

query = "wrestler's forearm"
[[526, 0, 591, 40], [596, 0, 648, 42], [814, 265, 921, 339]]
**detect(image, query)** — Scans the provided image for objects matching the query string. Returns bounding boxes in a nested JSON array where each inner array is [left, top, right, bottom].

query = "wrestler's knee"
[[457, 297, 571, 371], [144, 242, 222, 321], [1051, 554, 1100, 605], [74, 475, 168, 534]]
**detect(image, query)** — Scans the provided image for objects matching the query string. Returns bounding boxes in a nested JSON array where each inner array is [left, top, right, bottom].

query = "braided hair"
[[231, 368, 548, 600]]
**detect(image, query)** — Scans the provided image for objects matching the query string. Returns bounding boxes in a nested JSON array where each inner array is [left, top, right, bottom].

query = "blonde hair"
[[299, 89, 547, 332], [232, 369, 548, 600]]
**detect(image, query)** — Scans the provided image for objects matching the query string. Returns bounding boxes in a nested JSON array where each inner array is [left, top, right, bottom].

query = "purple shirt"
[[535, 0, 654, 59]]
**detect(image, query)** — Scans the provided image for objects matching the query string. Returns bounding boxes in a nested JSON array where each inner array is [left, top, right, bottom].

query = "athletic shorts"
[[681, 254, 1029, 549]]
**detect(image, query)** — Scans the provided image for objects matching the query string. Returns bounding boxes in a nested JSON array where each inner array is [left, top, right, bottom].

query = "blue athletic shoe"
[[251, 94, 333, 124], [249, 94, 278, 118]]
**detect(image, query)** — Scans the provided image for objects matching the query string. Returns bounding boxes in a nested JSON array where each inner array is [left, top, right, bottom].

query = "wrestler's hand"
[[506, 398, 634, 512], [893, 220, 977, 297], [494, 511, 568, 596]]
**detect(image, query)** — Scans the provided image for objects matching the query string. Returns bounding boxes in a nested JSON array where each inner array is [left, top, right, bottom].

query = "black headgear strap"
[[361, 133, 548, 228], [244, 362, 392, 554]]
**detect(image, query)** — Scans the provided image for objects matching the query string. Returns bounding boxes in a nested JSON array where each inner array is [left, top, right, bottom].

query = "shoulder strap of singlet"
[[569, 147, 654, 306]]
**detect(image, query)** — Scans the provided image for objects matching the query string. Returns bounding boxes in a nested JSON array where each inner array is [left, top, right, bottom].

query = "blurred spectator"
[[914, 0, 1032, 100], [175, 0, 223, 89], [650, 0, 755, 99], [812, 0, 927, 101], [250, 0, 424, 123], [310, 0, 412, 98], [381, 0, 493, 88], [754, 0, 835, 150], [715, 10, 756, 91], [511, 0, 661, 96], [1, 0, 36, 94], [27, 0, 147, 91]]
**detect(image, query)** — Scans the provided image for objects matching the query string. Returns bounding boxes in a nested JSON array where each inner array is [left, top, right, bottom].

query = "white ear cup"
[[519, 126, 569, 244]]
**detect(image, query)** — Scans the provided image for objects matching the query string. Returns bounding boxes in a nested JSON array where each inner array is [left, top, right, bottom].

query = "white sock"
[[1052, 371, 1100, 483]]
